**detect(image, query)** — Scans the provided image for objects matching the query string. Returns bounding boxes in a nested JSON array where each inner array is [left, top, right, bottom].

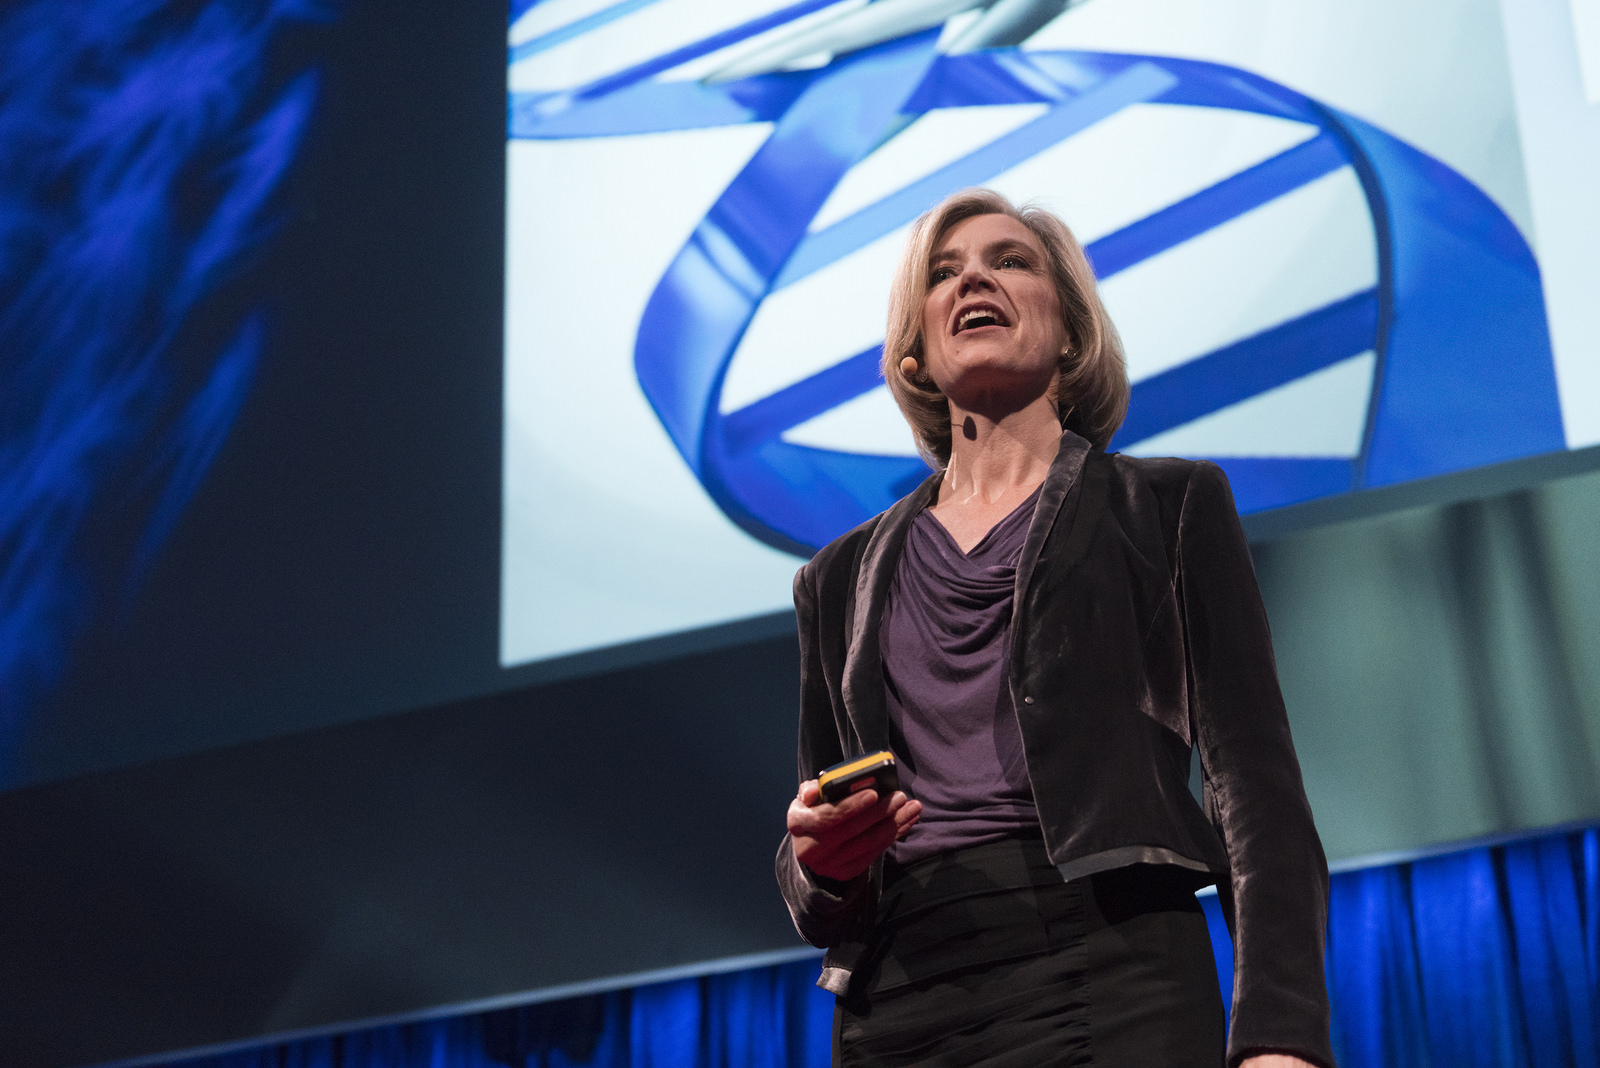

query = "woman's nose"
[[956, 260, 995, 293]]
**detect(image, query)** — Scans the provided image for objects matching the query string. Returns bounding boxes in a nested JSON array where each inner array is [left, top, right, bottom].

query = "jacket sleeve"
[[1177, 462, 1335, 1068], [774, 561, 874, 948]]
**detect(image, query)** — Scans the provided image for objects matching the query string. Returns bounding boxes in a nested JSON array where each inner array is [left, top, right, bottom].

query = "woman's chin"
[[940, 371, 1058, 418]]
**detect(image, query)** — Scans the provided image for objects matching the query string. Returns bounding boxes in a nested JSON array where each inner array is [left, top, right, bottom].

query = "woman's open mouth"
[[955, 304, 1010, 333]]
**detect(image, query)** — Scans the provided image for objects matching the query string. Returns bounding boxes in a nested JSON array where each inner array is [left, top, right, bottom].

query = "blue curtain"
[[169, 960, 836, 1068], [1327, 827, 1600, 1067], [166, 827, 1600, 1068]]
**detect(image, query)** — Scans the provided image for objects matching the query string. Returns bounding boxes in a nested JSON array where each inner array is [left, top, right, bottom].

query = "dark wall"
[[9, 0, 514, 791], [0, 631, 807, 1068]]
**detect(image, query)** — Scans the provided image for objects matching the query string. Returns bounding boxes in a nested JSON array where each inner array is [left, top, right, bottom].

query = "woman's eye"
[[930, 266, 955, 283], [999, 255, 1027, 269]]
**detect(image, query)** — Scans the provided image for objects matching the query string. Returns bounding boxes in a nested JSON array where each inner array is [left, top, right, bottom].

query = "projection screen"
[[501, 0, 1600, 671]]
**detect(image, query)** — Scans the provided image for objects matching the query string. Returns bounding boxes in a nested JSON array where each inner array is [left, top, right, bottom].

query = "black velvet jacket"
[[776, 430, 1334, 1068]]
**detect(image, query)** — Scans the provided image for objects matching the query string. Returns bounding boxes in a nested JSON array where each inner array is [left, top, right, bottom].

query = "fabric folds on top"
[[881, 487, 1042, 865]]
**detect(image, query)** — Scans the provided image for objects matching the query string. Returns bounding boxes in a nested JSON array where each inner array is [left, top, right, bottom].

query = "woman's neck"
[[938, 395, 1061, 507]]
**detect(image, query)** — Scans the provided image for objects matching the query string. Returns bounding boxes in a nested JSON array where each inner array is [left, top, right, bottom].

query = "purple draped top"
[[881, 487, 1043, 864]]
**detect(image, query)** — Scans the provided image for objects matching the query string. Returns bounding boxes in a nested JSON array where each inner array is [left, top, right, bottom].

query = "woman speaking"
[[776, 189, 1332, 1068]]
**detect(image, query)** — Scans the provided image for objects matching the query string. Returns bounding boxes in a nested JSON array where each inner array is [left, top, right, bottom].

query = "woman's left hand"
[[1239, 1056, 1319, 1068]]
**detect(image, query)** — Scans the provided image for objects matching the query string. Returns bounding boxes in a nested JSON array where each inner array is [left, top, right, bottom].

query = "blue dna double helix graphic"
[[510, 3, 1565, 557]]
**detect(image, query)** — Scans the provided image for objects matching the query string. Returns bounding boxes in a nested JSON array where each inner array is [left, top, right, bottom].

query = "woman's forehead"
[[931, 213, 1042, 258]]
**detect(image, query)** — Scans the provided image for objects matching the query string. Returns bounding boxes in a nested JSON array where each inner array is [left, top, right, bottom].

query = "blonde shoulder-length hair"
[[881, 188, 1128, 466]]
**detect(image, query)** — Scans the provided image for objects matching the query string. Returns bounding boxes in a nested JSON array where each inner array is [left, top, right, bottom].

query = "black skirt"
[[834, 834, 1226, 1068]]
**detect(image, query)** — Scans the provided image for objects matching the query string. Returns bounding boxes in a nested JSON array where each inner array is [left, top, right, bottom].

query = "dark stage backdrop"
[[2, 0, 796, 794], [6, 2, 1600, 1067], [0, 633, 809, 1068], [5, 0, 515, 790]]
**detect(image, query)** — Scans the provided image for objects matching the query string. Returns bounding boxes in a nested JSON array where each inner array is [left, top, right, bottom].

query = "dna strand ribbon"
[[511, 11, 1564, 557]]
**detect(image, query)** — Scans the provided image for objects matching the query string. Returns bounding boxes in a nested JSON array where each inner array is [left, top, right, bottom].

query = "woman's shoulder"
[[799, 511, 886, 589], [1100, 450, 1227, 499]]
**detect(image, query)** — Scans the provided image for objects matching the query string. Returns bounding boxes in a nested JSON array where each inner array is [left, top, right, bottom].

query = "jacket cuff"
[[1228, 1047, 1336, 1068], [805, 864, 862, 899], [1226, 1008, 1337, 1068], [775, 835, 871, 946]]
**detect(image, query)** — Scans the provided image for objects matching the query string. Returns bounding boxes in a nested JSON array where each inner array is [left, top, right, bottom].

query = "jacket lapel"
[[1013, 430, 1092, 613], [841, 471, 941, 751]]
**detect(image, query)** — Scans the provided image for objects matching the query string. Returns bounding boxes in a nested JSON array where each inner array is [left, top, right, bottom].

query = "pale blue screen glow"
[[502, 0, 1600, 669]]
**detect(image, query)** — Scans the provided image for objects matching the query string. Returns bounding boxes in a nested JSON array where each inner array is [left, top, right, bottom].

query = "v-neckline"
[[925, 484, 1042, 559]]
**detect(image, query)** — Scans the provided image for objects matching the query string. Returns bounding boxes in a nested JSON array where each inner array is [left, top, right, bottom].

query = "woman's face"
[[919, 213, 1068, 410]]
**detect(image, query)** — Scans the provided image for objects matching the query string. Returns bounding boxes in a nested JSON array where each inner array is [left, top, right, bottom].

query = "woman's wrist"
[[801, 860, 863, 896]]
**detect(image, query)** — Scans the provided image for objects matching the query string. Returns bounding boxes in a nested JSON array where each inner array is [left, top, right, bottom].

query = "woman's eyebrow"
[[983, 238, 1034, 258], [928, 238, 1035, 268]]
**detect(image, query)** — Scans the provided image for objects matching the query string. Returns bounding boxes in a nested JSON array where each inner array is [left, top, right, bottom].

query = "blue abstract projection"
[[0, 0, 332, 750], [509, 1, 1566, 558]]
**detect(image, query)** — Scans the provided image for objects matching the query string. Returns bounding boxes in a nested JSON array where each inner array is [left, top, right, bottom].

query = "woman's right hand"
[[787, 779, 922, 882]]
